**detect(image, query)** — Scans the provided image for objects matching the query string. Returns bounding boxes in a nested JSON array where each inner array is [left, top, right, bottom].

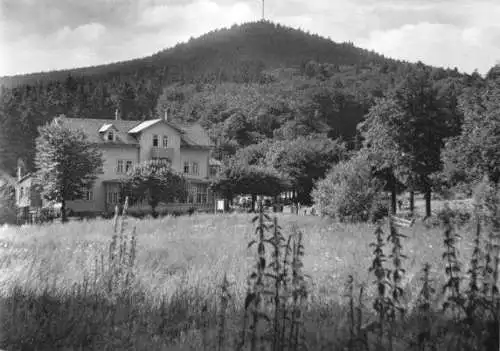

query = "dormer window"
[[99, 123, 115, 141]]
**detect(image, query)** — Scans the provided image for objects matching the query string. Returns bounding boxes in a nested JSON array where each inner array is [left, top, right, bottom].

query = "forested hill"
[[1, 21, 391, 88], [0, 21, 478, 176]]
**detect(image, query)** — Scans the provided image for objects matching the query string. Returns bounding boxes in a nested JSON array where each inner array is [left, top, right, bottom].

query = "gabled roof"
[[59, 117, 140, 145], [171, 122, 213, 148], [98, 123, 116, 133], [18, 173, 33, 184], [127, 119, 160, 134], [127, 118, 184, 134], [57, 116, 213, 148]]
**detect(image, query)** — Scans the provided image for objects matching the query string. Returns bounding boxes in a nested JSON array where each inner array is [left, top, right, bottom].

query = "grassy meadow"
[[0, 209, 497, 350]]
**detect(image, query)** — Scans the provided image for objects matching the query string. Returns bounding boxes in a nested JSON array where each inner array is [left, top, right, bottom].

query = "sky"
[[0, 0, 499, 77]]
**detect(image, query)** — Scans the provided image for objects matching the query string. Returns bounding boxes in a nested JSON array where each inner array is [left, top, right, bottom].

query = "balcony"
[[150, 147, 175, 160]]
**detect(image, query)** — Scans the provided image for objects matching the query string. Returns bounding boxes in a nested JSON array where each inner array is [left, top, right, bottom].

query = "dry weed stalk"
[[440, 204, 463, 322], [386, 218, 407, 351], [414, 263, 435, 351], [369, 222, 390, 349], [238, 200, 309, 351], [217, 273, 234, 351]]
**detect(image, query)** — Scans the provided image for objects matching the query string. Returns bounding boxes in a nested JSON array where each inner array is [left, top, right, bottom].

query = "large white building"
[[15, 112, 222, 218]]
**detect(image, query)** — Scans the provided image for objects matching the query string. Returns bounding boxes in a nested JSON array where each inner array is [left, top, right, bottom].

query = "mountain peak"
[[1, 21, 393, 88]]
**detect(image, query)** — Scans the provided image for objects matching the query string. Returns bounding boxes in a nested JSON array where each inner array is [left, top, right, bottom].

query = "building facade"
[[15, 112, 223, 217]]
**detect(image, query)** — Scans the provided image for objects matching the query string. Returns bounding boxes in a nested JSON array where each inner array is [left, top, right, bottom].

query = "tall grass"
[[0, 195, 498, 350]]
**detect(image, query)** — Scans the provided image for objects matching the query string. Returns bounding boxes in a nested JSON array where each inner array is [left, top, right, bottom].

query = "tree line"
[[0, 21, 465, 175], [0, 21, 497, 223], [212, 62, 499, 219]]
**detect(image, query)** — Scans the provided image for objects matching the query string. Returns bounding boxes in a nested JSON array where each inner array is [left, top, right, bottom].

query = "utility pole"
[[262, 0, 265, 20]]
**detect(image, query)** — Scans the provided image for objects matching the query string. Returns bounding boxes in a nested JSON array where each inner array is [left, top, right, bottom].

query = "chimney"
[[17, 159, 24, 182], [115, 108, 121, 121]]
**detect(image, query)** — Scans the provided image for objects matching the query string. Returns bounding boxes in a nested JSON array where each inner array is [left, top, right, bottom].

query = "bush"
[[370, 196, 390, 223], [434, 207, 472, 228], [101, 211, 115, 220], [38, 207, 57, 223], [473, 176, 500, 220], [312, 153, 383, 222], [126, 208, 149, 219], [0, 185, 17, 225]]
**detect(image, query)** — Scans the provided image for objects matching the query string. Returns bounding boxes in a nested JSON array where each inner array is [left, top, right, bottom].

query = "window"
[[107, 130, 114, 141], [198, 184, 208, 203], [186, 183, 196, 203], [162, 135, 168, 148], [125, 160, 133, 173], [108, 190, 120, 205], [184, 184, 208, 204], [183, 161, 199, 176], [196, 186, 205, 203], [192, 162, 199, 176], [20, 187, 24, 200], [153, 134, 159, 147], [117, 160, 124, 174], [83, 187, 94, 201]]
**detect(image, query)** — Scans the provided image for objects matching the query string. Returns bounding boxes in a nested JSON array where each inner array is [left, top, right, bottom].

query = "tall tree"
[[388, 64, 460, 217], [34, 117, 103, 223], [357, 97, 411, 214]]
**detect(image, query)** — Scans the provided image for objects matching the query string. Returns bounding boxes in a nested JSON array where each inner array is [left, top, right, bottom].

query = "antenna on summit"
[[262, 0, 265, 20]]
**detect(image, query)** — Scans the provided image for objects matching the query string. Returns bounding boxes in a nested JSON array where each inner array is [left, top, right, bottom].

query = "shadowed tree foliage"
[[232, 140, 273, 167], [357, 64, 463, 217], [34, 118, 103, 223], [313, 150, 384, 222], [211, 164, 291, 211], [121, 161, 187, 218], [0, 21, 469, 178], [442, 78, 500, 189], [263, 136, 347, 205], [388, 63, 462, 217], [357, 97, 411, 214], [0, 184, 16, 225]]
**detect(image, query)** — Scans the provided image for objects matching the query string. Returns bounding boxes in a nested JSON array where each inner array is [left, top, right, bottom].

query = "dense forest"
[[0, 20, 493, 191]]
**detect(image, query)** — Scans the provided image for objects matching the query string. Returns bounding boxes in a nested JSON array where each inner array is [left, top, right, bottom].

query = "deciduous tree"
[[388, 64, 460, 217], [263, 136, 346, 205], [442, 79, 500, 189], [34, 117, 103, 223], [121, 160, 187, 218], [357, 97, 410, 214], [211, 164, 290, 211]]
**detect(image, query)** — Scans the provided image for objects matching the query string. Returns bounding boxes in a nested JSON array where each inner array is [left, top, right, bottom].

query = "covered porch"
[[103, 178, 216, 215]]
